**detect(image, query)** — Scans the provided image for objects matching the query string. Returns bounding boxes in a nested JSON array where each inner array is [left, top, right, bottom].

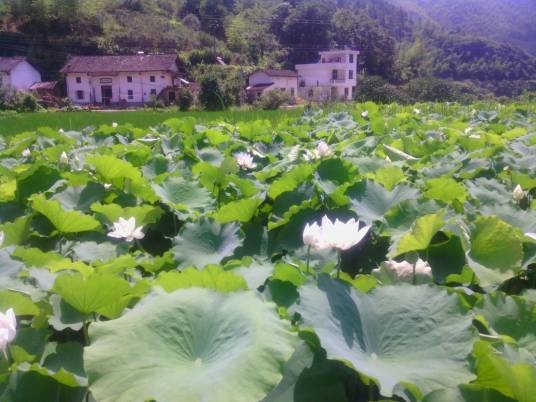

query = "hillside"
[[390, 0, 536, 55], [1, 0, 536, 98]]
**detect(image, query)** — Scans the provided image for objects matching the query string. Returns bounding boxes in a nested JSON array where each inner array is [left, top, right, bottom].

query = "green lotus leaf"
[[268, 164, 314, 200], [368, 165, 406, 191], [154, 265, 247, 292], [90, 202, 163, 225], [31, 194, 101, 234], [213, 197, 262, 223], [51, 183, 106, 212], [424, 176, 468, 203], [475, 293, 536, 355], [84, 288, 297, 402], [293, 276, 476, 398], [171, 219, 243, 268], [151, 176, 214, 212], [0, 215, 31, 247], [52, 273, 131, 315], [0, 289, 40, 316], [346, 180, 420, 224], [472, 342, 536, 402], [389, 211, 445, 257], [467, 216, 523, 286], [424, 384, 516, 402], [12, 247, 93, 276]]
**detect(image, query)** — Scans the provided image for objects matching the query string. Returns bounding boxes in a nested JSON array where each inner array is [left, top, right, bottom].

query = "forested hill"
[[1, 0, 536, 95], [390, 0, 536, 55]]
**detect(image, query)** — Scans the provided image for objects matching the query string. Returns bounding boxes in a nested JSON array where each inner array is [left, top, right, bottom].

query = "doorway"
[[168, 91, 176, 104], [101, 86, 113, 106]]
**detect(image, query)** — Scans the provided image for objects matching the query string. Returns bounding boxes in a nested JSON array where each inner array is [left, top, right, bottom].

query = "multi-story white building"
[[60, 54, 180, 106], [246, 69, 298, 102], [296, 49, 360, 101], [0, 57, 42, 92]]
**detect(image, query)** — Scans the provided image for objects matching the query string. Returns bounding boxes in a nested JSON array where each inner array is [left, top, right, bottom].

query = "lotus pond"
[[0, 103, 535, 402]]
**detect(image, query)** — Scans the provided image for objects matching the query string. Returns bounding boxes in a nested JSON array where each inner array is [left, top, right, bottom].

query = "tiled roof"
[[256, 69, 298, 78], [0, 57, 25, 72], [60, 54, 178, 74], [30, 81, 58, 90]]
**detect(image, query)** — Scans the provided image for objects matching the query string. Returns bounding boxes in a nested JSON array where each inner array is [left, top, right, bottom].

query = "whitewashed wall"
[[66, 71, 173, 105], [249, 72, 298, 98], [2, 61, 41, 91]]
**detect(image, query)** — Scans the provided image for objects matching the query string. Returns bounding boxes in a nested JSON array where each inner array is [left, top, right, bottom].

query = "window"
[[308, 89, 314, 98], [290, 88, 295, 96], [127, 76, 132, 83], [280, 88, 285, 91], [150, 75, 155, 82], [127, 89, 134, 100], [349, 54, 354, 63], [150, 88, 157, 96], [76, 90, 84, 100], [349, 70, 354, 80], [76, 77, 82, 84], [344, 88, 349, 98]]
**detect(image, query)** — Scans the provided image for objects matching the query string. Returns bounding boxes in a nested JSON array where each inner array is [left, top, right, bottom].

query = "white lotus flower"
[[302, 222, 322, 248], [58, 128, 64, 134], [316, 141, 331, 158], [112, 122, 118, 128], [303, 216, 371, 251], [464, 127, 473, 134], [303, 141, 332, 161], [413, 108, 421, 115], [60, 152, 69, 164], [104, 183, 112, 190], [235, 152, 257, 170], [288, 145, 300, 161], [373, 259, 432, 284], [361, 110, 369, 119], [107, 217, 144, 242], [469, 134, 481, 139], [525, 232, 536, 241], [0, 231, 4, 247], [0, 308, 16, 357], [21, 148, 31, 158], [513, 185, 525, 202]]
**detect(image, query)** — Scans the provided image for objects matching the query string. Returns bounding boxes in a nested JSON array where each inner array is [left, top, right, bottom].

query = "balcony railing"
[[331, 79, 346, 84]]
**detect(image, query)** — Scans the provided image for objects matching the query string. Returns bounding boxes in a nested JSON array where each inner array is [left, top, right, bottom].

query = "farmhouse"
[[0, 57, 42, 91], [60, 54, 181, 106], [296, 49, 359, 101], [247, 69, 298, 102]]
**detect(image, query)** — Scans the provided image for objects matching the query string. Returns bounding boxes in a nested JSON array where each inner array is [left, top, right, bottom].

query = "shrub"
[[177, 88, 193, 111], [198, 71, 227, 110], [405, 77, 458, 102], [258, 90, 291, 110], [20, 93, 39, 112], [355, 76, 410, 104]]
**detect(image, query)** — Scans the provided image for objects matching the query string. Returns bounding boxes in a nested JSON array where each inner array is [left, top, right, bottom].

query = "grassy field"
[[0, 108, 306, 136]]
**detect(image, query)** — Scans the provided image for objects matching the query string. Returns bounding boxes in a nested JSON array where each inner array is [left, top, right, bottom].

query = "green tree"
[[198, 71, 227, 110]]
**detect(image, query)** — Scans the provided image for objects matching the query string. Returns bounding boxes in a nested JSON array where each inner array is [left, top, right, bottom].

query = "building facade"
[[0, 57, 42, 91], [247, 70, 298, 102], [296, 49, 359, 101], [60, 54, 180, 106]]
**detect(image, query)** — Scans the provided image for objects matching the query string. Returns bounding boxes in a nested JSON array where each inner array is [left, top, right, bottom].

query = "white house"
[[0, 57, 42, 92], [60, 54, 180, 106], [247, 69, 298, 102], [296, 49, 360, 101]]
